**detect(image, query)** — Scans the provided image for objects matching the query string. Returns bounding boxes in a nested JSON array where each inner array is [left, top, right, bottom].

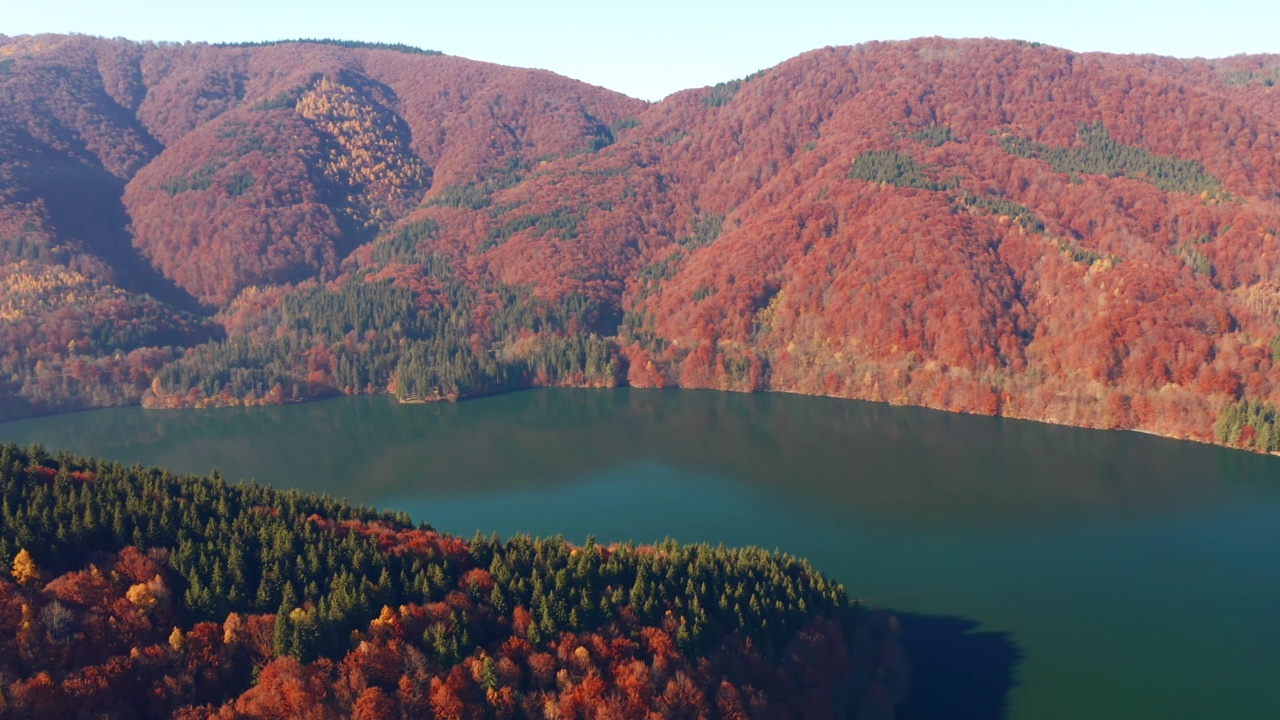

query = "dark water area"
[[3, 389, 1278, 718]]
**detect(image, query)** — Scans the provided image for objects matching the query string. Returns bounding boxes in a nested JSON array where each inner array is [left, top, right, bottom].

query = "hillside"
[[2, 34, 1280, 451], [0, 444, 907, 718]]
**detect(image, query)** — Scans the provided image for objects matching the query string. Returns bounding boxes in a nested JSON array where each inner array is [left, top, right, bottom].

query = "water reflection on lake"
[[3, 389, 1279, 718]]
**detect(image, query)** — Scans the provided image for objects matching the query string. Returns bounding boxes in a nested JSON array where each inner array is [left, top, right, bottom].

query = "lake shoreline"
[[8, 383, 1276, 458], [4, 388, 1277, 719]]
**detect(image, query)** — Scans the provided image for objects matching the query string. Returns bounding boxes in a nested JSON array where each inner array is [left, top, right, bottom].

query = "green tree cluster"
[[848, 150, 953, 190], [153, 221, 622, 404], [703, 69, 768, 108], [479, 206, 586, 252], [0, 444, 857, 665], [956, 192, 1046, 234], [999, 122, 1223, 195], [911, 124, 953, 147], [159, 164, 218, 196], [675, 214, 725, 250], [1214, 399, 1280, 452], [704, 80, 743, 108], [1176, 243, 1215, 278]]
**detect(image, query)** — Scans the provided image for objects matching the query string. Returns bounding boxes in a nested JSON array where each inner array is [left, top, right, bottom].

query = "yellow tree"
[[223, 612, 243, 645], [11, 549, 37, 586], [169, 627, 185, 652], [126, 582, 158, 612]]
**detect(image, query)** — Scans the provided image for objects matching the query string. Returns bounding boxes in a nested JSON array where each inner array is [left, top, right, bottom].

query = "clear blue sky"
[[3, 1, 1276, 100]]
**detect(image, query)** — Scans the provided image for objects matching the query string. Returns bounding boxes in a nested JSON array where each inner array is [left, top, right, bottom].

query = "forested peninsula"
[[2, 34, 1280, 451], [0, 443, 907, 718]]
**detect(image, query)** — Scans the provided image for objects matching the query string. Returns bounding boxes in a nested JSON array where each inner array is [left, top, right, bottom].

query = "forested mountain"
[[3, 34, 1280, 451], [0, 444, 907, 717]]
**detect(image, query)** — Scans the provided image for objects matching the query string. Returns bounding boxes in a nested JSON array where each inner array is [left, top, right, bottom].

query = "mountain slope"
[[2, 34, 1279, 450]]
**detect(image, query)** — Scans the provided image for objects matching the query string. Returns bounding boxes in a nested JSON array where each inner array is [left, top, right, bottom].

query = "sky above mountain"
[[4, 0, 1279, 101]]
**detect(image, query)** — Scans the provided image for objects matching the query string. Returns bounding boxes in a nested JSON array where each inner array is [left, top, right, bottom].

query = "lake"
[[2, 388, 1277, 719]]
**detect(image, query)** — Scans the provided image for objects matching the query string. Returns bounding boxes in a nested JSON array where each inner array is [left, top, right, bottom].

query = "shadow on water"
[[895, 613, 1024, 720]]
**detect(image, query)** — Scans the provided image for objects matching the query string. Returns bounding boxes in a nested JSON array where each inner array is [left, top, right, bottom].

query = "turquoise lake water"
[[2, 389, 1277, 718]]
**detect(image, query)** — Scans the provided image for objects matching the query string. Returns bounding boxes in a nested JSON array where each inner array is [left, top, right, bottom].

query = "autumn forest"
[[5, 30, 1280, 719], [0, 443, 908, 717], [2, 34, 1280, 450]]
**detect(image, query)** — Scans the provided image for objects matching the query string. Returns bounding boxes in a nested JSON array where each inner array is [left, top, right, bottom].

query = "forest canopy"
[[0, 443, 906, 718], [1, 35, 1279, 454]]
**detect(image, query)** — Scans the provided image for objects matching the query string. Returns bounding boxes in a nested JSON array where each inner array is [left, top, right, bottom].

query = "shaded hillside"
[[0, 34, 639, 419], [2, 35, 1280, 451], [0, 444, 907, 718]]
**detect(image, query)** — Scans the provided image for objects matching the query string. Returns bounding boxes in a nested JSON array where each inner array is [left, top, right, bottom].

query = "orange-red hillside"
[[1, 34, 1278, 450]]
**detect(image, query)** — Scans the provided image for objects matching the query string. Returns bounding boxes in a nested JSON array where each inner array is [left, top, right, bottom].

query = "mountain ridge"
[[2, 34, 1279, 452]]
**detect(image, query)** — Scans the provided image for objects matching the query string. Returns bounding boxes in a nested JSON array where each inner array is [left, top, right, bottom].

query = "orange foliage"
[[4, 34, 1280, 445], [0, 540, 905, 719]]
